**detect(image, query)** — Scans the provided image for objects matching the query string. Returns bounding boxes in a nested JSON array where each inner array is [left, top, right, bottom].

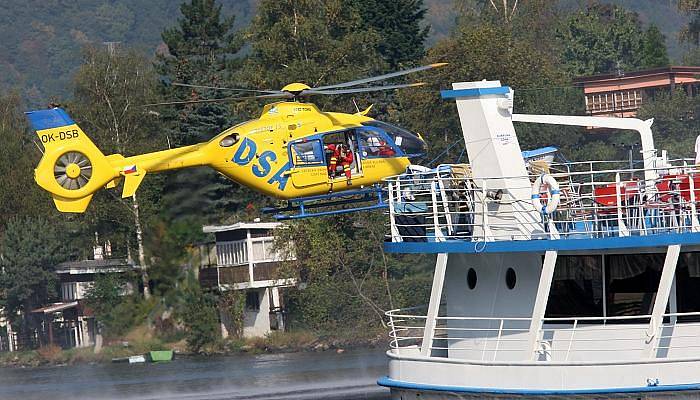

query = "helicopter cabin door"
[[288, 139, 328, 188], [322, 130, 362, 182]]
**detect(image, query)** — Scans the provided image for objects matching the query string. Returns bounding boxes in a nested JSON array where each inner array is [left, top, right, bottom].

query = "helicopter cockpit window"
[[291, 140, 324, 166], [362, 121, 426, 157], [358, 130, 396, 158], [219, 133, 240, 148]]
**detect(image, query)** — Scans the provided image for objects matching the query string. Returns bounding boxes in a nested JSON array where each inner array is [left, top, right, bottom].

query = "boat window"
[[545, 255, 604, 319], [467, 268, 477, 290], [291, 140, 324, 166], [505, 268, 516, 290], [362, 121, 426, 157], [673, 253, 700, 322], [358, 130, 396, 158], [605, 253, 662, 318]]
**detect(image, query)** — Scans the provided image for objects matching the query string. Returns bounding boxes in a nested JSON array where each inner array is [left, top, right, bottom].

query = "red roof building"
[[574, 66, 700, 117]]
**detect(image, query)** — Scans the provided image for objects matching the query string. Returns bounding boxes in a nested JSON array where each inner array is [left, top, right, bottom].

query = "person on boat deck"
[[338, 144, 354, 185], [695, 133, 700, 165]]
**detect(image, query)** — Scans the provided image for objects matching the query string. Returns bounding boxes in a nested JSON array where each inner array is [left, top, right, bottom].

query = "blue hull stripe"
[[384, 232, 700, 254], [440, 86, 511, 99], [377, 376, 700, 396], [25, 108, 75, 131]]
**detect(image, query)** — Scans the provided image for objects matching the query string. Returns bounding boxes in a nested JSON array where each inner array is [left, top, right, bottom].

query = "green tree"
[[83, 273, 145, 336], [350, 0, 429, 69], [557, 3, 647, 76], [275, 213, 432, 334], [398, 21, 581, 163], [0, 93, 51, 233], [157, 0, 242, 145], [641, 25, 670, 69], [176, 273, 219, 352], [236, 0, 384, 112], [637, 89, 700, 159], [72, 45, 163, 298], [679, 0, 700, 46], [0, 217, 68, 333], [156, 0, 246, 221]]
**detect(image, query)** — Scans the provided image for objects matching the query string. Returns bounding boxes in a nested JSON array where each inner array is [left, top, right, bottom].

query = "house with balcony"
[[4, 241, 139, 351], [198, 222, 296, 338], [575, 66, 700, 118]]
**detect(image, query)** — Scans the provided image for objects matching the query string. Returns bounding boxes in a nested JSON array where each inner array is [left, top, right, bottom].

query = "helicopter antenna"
[[352, 98, 360, 113]]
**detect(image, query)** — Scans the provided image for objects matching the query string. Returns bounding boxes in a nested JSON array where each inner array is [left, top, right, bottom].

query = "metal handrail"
[[385, 307, 700, 362], [386, 161, 700, 243]]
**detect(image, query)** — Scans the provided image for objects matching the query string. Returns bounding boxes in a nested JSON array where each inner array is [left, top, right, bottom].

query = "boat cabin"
[[379, 80, 700, 398]]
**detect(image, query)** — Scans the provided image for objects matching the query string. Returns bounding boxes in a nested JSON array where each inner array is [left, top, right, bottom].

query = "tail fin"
[[26, 108, 118, 213]]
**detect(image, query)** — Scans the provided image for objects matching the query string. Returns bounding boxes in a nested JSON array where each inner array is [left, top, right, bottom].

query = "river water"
[[0, 348, 390, 400]]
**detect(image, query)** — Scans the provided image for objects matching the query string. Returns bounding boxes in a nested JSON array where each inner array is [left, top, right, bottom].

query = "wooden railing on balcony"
[[199, 267, 219, 288], [219, 265, 250, 285], [253, 262, 280, 281]]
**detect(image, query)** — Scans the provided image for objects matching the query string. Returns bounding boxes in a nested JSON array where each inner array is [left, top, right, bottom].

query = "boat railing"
[[386, 307, 700, 362], [386, 160, 700, 243]]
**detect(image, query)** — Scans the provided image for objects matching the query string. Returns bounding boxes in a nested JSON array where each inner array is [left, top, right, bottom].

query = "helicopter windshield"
[[361, 121, 426, 157]]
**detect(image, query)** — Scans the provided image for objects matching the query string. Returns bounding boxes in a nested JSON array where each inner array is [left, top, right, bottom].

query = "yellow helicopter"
[[26, 64, 445, 218]]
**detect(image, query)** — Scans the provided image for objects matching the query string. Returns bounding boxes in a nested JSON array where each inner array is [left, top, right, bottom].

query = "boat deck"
[[385, 160, 700, 253]]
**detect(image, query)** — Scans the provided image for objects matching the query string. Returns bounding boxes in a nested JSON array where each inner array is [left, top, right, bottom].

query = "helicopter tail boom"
[[25, 108, 201, 213]]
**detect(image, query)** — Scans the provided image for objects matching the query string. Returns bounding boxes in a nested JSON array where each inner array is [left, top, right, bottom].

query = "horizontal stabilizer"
[[122, 167, 146, 198], [53, 194, 94, 213]]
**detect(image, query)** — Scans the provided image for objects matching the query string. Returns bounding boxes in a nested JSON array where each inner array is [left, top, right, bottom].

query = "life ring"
[[531, 174, 560, 214]]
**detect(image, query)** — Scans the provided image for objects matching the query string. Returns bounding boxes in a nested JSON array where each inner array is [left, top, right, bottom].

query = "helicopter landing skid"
[[263, 185, 387, 220]]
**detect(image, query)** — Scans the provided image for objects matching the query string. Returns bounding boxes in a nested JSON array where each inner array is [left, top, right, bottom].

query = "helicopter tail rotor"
[[27, 108, 212, 213], [26, 108, 124, 212]]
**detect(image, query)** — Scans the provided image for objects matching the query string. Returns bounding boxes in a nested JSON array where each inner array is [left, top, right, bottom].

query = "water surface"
[[0, 348, 389, 400]]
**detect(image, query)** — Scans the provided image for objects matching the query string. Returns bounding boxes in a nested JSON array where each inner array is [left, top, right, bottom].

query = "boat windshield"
[[362, 121, 426, 157]]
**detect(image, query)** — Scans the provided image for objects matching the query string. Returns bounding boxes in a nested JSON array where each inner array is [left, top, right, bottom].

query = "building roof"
[[574, 66, 700, 84], [202, 222, 282, 233], [55, 258, 138, 274]]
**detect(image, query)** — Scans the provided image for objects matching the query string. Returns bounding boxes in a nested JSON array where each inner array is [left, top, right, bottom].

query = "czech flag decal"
[[123, 165, 137, 175]]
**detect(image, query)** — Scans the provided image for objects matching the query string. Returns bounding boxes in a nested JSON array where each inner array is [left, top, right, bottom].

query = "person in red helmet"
[[326, 143, 338, 177], [337, 144, 354, 185]]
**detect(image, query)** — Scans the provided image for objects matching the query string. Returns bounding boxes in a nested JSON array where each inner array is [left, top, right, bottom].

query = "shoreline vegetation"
[[0, 327, 388, 368], [4, 0, 698, 372]]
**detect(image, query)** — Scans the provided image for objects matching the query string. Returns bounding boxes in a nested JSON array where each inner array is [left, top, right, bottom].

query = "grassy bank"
[[0, 327, 388, 368]]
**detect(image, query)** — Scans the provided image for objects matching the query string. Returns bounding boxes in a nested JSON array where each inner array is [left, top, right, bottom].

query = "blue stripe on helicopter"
[[440, 86, 511, 99], [25, 108, 75, 131]]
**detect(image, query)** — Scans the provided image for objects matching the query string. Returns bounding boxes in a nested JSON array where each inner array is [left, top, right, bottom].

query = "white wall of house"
[[243, 288, 271, 338]]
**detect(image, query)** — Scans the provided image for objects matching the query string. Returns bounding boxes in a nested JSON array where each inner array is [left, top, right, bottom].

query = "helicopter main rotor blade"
[[304, 82, 426, 96], [171, 82, 282, 95], [142, 93, 292, 107], [312, 63, 447, 91]]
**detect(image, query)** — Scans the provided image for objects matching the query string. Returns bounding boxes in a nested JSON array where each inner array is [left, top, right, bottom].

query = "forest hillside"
[[0, 0, 688, 105]]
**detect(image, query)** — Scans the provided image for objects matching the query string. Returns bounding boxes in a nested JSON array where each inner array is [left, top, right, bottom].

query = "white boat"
[[378, 80, 700, 398]]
